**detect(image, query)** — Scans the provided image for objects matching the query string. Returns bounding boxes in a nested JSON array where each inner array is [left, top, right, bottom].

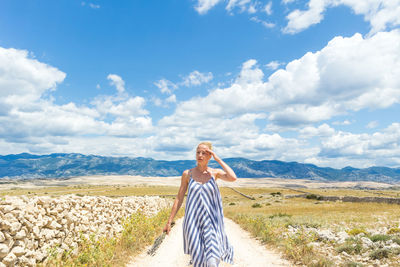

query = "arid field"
[[1, 176, 400, 266]]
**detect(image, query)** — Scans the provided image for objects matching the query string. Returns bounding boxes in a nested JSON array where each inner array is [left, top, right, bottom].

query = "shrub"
[[306, 194, 322, 200], [387, 227, 400, 234], [369, 248, 390, 260], [252, 203, 262, 208], [346, 228, 368, 236], [269, 213, 292, 219], [270, 192, 281, 196], [336, 238, 363, 255], [392, 237, 400, 245], [369, 234, 391, 242], [229, 202, 236, 206]]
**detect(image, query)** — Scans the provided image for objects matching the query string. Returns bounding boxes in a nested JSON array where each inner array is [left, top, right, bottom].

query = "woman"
[[163, 142, 237, 267]]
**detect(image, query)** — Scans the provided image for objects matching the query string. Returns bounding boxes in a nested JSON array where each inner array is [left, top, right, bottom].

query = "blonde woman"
[[163, 142, 237, 267]]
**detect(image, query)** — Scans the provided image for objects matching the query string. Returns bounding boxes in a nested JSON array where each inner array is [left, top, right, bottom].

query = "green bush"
[[369, 234, 391, 242], [387, 227, 400, 234], [269, 213, 292, 219], [336, 238, 363, 255], [251, 203, 262, 208], [346, 228, 368, 236], [369, 248, 390, 260], [270, 192, 281, 196], [306, 194, 322, 200]]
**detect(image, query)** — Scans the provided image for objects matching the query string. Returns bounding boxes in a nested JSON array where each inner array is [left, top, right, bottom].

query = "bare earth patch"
[[128, 217, 290, 267], [0, 175, 396, 190]]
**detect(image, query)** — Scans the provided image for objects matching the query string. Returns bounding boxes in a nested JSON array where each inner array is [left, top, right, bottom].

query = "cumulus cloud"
[[265, 60, 284, 70], [250, 17, 275, 28], [154, 79, 177, 95], [283, 0, 400, 35], [153, 29, 400, 165], [264, 1, 273, 15], [195, 0, 223, 14], [195, 0, 265, 15], [366, 120, 379, 129], [107, 74, 125, 94], [318, 123, 400, 166], [0, 46, 153, 151], [332, 120, 351, 126], [0, 47, 66, 110], [180, 70, 213, 87], [166, 30, 400, 130]]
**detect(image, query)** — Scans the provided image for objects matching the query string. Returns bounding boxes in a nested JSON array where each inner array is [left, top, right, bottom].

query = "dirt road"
[[127, 217, 291, 267]]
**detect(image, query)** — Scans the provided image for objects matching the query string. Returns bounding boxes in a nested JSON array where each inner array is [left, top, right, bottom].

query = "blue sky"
[[1, 0, 400, 168]]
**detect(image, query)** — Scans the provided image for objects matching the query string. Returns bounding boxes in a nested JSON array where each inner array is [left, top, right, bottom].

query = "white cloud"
[[318, 123, 400, 166], [107, 74, 125, 94], [89, 3, 100, 9], [282, 0, 295, 4], [265, 60, 284, 70], [195, 0, 263, 15], [158, 29, 400, 137], [332, 120, 351, 126], [0, 47, 66, 110], [250, 17, 275, 28], [0, 46, 153, 148], [180, 70, 213, 87], [195, 0, 222, 14], [283, 0, 400, 35], [264, 1, 273, 15], [366, 120, 379, 129], [300, 123, 335, 138], [226, 0, 252, 13], [154, 79, 177, 94], [166, 94, 177, 103]]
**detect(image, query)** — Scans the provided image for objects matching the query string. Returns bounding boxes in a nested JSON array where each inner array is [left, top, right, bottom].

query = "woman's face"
[[196, 144, 211, 163]]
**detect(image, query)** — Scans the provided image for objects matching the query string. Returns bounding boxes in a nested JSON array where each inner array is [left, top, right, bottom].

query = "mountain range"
[[1, 153, 400, 183]]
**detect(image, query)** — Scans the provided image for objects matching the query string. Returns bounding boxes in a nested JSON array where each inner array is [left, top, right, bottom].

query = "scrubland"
[[1, 182, 400, 266]]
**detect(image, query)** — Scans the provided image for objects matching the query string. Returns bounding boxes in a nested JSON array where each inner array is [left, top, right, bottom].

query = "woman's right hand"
[[163, 222, 171, 235]]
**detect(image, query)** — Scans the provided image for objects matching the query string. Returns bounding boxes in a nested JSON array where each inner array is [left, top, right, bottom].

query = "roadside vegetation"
[[41, 208, 184, 267], [222, 187, 400, 267], [1, 184, 400, 266]]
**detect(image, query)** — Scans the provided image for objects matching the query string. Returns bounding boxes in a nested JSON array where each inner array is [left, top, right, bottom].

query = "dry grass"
[[2, 183, 400, 266], [220, 187, 400, 266]]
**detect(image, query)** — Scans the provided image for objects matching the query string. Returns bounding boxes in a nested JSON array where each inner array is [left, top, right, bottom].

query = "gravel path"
[[127, 217, 291, 267]]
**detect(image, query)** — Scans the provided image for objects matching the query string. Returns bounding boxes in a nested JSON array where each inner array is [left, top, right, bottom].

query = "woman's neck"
[[196, 164, 208, 173]]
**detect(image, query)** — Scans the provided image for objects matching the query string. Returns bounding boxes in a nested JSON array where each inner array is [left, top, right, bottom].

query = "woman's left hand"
[[205, 148, 220, 161]]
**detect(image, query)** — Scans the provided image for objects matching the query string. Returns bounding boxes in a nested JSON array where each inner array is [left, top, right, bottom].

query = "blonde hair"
[[197, 141, 212, 150]]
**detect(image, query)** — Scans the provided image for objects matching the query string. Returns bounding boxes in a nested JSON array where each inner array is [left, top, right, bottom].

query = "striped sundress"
[[183, 171, 234, 267]]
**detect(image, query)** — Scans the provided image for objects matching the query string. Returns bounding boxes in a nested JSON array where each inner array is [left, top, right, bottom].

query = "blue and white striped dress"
[[183, 171, 234, 267]]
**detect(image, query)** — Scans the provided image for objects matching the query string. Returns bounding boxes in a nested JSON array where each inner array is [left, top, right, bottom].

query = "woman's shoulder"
[[182, 168, 194, 178], [208, 167, 223, 177]]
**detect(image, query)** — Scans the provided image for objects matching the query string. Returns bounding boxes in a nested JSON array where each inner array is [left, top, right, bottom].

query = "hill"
[[1, 153, 400, 183]]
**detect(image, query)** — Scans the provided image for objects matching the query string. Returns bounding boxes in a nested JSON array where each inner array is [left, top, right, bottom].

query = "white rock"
[[317, 229, 335, 241], [18, 255, 35, 267], [361, 236, 373, 247], [32, 225, 40, 238], [1, 252, 16, 266], [0, 221, 11, 231], [337, 231, 349, 243], [9, 221, 21, 235], [0, 243, 9, 258], [10, 246, 25, 257], [15, 229, 26, 239], [0, 262, 5, 267], [34, 250, 47, 262], [0, 232, 4, 243], [49, 220, 62, 230]]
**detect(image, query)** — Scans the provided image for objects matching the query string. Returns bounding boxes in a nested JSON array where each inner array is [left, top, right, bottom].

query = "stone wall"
[[0, 194, 171, 266]]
